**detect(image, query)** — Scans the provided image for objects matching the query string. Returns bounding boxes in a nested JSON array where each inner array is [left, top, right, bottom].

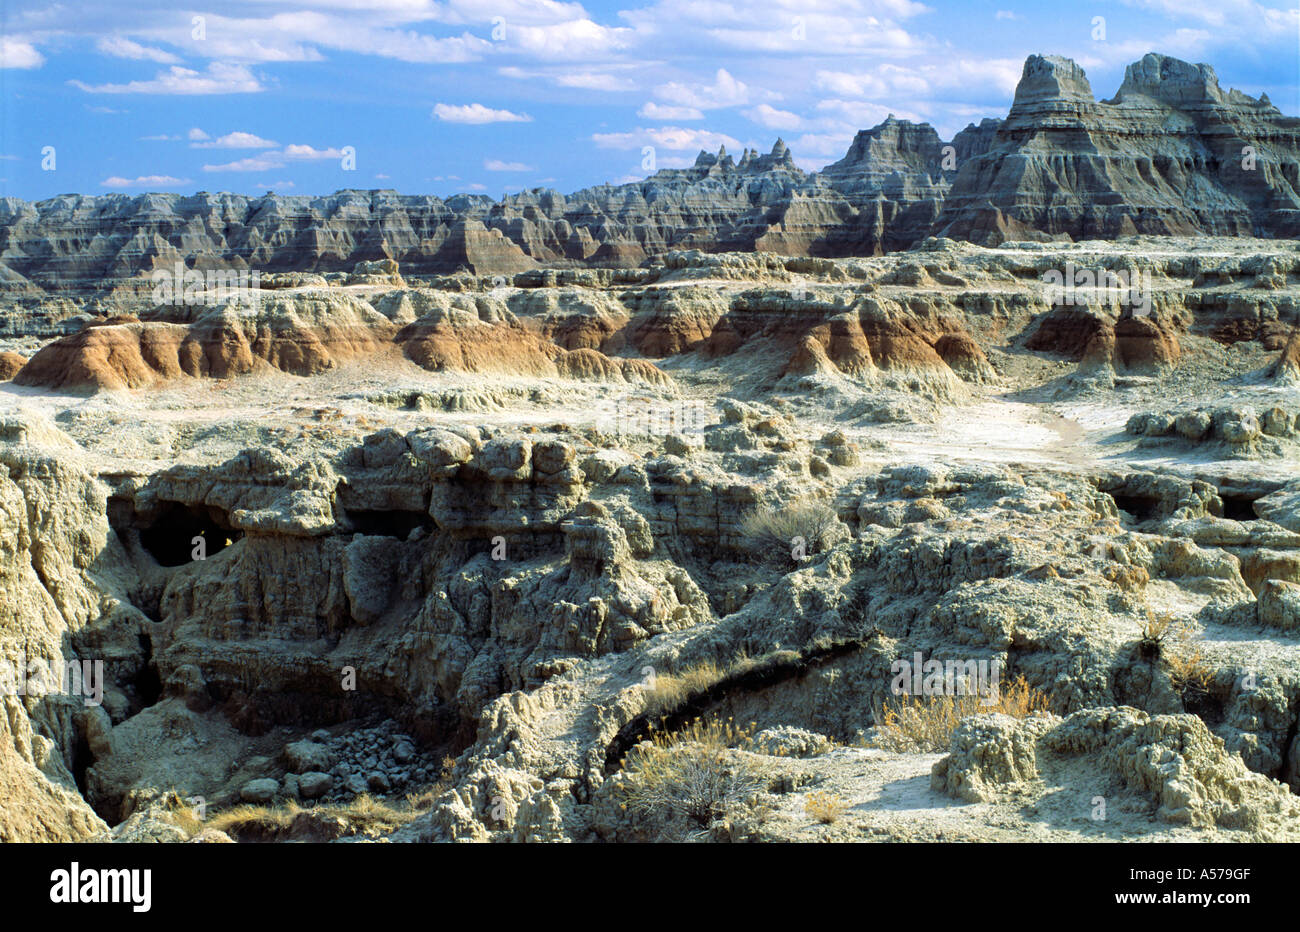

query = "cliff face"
[[936, 53, 1300, 243], [2, 53, 1299, 294]]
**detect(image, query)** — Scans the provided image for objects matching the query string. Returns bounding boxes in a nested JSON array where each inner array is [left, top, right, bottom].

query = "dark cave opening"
[[344, 508, 434, 539], [139, 503, 242, 567], [134, 633, 163, 708], [70, 730, 93, 794], [1183, 687, 1226, 728], [1111, 494, 1161, 523], [1219, 493, 1261, 522]]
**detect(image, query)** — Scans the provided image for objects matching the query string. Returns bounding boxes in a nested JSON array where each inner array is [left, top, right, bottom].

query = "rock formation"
[[3, 52, 1293, 296], [938, 53, 1300, 243]]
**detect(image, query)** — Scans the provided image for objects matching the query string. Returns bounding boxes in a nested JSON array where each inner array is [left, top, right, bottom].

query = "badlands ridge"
[[1, 53, 1300, 843]]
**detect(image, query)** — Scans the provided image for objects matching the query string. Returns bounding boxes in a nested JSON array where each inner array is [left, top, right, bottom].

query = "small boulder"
[[298, 772, 333, 799], [284, 740, 333, 773], [240, 778, 280, 804]]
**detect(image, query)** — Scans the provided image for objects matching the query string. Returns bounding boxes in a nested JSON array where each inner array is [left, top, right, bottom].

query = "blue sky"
[[1, 0, 1297, 201]]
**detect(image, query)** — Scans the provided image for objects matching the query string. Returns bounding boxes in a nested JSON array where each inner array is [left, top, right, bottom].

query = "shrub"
[[623, 717, 767, 838], [804, 790, 848, 824], [740, 498, 842, 565], [871, 674, 1050, 753], [1140, 611, 1212, 693]]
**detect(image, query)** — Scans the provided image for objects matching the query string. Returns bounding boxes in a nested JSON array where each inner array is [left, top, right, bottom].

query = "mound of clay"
[[1113, 315, 1181, 373], [784, 312, 876, 378], [933, 332, 997, 382], [1025, 306, 1106, 359], [16, 292, 397, 390], [0, 352, 26, 380], [1028, 307, 1180, 375], [624, 286, 732, 357], [397, 306, 671, 386]]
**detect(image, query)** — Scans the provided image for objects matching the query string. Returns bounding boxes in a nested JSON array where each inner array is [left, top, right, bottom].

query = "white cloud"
[[814, 70, 889, 98], [70, 62, 263, 95], [638, 102, 703, 120], [619, 0, 932, 56], [281, 144, 344, 160], [814, 98, 922, 126], [96, 36, 181, 64], [485, 159, 533, 171], [202, 157, 282, 172], [0, 37, 44, 69], [995, 10, 1020, 20], [256, 181, 296, 190], [592, 126, 742, 151], [745, 104, 803, 130], [508, 19, 633, 60], [433, 102, 532, 123], [498, 65, 639, 90], [125, 11, 485, 64], [554, 71, 637, 90], [192, 131, 279, 149], [141, 133, 180, 141], [188, 128, 210, 141], [101, 174, 191, 187], [654, 68, 751, 109], [815, 58, 1021, 100], [788, 132, 856, 162]]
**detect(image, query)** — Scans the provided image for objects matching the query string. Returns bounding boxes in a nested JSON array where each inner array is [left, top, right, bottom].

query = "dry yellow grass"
[[1141, 611, 1213, 692], [643, 657, 762, 714], [206, 793, 420, 841], [871, 674, 1050, 753], [161, 791, 205, 835], [623, 717, 765, 834], [804, 790, 848, 824], [646, 660, 723, 711]]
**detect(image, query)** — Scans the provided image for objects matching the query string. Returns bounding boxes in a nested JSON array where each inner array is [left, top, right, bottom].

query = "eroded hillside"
[[1, 236, 1299, 841]]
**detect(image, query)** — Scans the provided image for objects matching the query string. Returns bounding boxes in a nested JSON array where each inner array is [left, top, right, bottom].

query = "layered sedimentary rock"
[[13, 288, 671, 391], [938, 53, 1300, 243], [0, 48, 1268, 295], [2, 53, 1294, 294], [14, 294, 397, 390], [5, 231, 1300, 841]]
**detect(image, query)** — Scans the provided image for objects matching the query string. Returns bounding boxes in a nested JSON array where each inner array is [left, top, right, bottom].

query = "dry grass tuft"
[[623, 717, 765, 835], [740, 498, 841, 564], [642, 655, 765, 714], [161, 790, 205, 835], [871, 674, 1050, 753], [1141, 611, 1213, 693], [645, 660, 724, 713], [804, 790, 848, 824], [206, 793, 420, 841]]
